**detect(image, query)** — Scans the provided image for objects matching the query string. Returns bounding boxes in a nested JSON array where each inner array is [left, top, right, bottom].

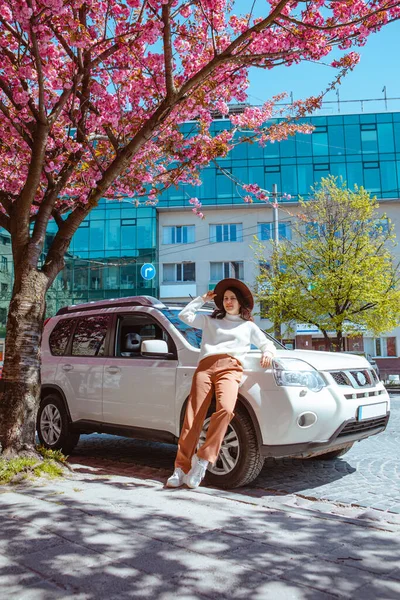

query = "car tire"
[[37, 393, 80, 455], [202, 403, 264, 489], [310, 444, 354, 460]]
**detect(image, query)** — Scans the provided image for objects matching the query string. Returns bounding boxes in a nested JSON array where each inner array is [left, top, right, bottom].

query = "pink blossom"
[[0, 0, 395, 224]]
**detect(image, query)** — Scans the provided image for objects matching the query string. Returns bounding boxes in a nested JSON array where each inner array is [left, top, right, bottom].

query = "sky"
[[240, 6, 400, 114]]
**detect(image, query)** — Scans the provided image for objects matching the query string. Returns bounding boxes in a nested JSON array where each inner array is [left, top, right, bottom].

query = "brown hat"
[[213, 278, 254, 311]]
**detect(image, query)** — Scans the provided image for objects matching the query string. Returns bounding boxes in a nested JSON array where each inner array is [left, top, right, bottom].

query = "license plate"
[[358, 402, 387, 421]]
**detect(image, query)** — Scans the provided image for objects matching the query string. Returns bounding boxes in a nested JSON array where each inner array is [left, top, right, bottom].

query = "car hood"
[[274, 349, 369, 371], [244, 348, 370, 372]]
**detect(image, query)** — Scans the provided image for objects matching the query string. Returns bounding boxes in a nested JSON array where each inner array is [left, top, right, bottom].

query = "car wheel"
[[37, 394, 80, 455], [310, 444, 354, 460], [200, 403, 264, 489]]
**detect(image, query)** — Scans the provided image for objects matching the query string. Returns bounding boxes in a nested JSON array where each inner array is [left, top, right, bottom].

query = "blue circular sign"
[[140, 263, 156, 281]]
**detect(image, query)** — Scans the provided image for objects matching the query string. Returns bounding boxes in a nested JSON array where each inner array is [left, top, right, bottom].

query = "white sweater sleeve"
[[178, 296, 207, 330], [250, 323, 276, 357]]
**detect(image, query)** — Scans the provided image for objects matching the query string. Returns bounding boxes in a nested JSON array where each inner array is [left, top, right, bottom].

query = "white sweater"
[[178, 296, 276, 366]]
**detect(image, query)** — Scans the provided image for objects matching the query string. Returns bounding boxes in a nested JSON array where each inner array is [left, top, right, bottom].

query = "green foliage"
[[254, 176, 400, 349], [0, 456, 37, 484], [36, 445, 67, 463], [0, 446, 66, 484]]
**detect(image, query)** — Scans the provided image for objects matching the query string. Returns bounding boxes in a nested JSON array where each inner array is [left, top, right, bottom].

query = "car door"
[[56, 314, 111, 423], [102, 311, 177, 432]]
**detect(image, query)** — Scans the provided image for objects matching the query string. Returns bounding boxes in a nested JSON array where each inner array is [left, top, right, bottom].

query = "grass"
[[0, 446, 67, 485]]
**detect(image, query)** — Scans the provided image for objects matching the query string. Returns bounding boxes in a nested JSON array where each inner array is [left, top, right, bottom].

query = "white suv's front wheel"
[[201, 404, 264, 489]]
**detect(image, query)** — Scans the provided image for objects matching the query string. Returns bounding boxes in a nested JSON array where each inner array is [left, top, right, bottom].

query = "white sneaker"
[[186, 455, 209, 489], [166, 468, 186, 488]]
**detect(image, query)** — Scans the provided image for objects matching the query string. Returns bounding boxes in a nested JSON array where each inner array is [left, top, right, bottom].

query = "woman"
[[166, 278, 276, 489]]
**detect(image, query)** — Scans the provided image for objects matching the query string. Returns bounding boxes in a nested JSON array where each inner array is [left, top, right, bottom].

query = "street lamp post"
[[271, 183, 282, 341]]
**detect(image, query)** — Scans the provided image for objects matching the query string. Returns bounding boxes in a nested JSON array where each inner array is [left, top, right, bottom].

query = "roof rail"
[[56, 296, 166, 315]]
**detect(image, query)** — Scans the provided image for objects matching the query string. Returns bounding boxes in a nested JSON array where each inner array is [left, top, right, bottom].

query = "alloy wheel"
[[198, 418, 240, 475]]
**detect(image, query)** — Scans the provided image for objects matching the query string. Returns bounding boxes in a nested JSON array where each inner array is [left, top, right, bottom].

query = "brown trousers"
[[175, 354, 244, 473]]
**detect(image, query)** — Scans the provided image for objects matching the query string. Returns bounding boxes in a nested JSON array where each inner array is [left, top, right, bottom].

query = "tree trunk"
[[333, 332, 344, 352], [0, 265, 49, 457]]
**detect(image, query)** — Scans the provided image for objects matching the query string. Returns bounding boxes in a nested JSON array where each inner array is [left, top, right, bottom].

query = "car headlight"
[[273, 358, 326, 393]]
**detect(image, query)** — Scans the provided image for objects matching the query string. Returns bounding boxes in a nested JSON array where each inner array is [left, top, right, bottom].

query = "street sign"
[[140, 263, 156, 281]]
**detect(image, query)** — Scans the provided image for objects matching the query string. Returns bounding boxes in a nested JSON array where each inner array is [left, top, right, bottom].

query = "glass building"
[[160, 111, 400, 207], [1, 110, 400, 318]]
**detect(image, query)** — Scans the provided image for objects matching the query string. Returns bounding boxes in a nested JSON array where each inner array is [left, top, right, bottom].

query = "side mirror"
[[141, 339, 169, 356]]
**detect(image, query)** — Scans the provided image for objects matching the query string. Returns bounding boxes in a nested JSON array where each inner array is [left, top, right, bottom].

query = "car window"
[[71, 315, 110, 357], [160, 309, 203, 349], [49, 318, 75, 356], [116, 314, 173, 358]]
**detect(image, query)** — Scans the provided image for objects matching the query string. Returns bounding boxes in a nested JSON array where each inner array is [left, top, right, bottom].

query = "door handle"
[[62, 364, 73, 372], [106, 366, 120, 374]]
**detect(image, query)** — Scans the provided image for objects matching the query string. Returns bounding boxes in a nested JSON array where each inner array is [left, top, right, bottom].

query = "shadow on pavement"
[[69, 433, 356, 497], [1, 474, 399, 600]]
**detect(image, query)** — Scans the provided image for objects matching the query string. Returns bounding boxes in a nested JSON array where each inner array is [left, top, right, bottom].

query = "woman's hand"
[[260, 352, 273, 368], [202, 290, 216, 302]]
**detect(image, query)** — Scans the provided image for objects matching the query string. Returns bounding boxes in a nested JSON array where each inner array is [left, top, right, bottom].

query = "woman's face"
[[223, 290, 240, 315]]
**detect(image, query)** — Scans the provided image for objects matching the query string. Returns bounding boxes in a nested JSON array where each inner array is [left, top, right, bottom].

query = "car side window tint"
[[49, 318, 75, 356], [117, 314, 171, 358], [71, 315, 110, 357]]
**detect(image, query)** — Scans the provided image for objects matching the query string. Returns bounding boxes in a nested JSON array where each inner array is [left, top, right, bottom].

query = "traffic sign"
[[140, 263, 156, 281]]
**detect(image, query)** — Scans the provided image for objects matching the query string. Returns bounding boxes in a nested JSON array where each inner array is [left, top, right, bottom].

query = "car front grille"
[[329, 369, 378, 389], [331, 371, 352, 386], [337, 415, 388, 437]]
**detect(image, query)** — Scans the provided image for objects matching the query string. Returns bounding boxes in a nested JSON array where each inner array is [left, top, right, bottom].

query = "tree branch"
[[49, 75, 82, 125], [162, 3, 176, 99], [279, 1, 400, 33], [42, 205, 89, 281], [0, 212, 11, 233], [27, 1, 46, 122], [0, 100, 33, 147]]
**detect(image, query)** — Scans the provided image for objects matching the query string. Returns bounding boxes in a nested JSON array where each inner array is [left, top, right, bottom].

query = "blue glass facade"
[[0, 110, 399, 317], [158, 112, 400, 206], [46, 201, 157, 310]]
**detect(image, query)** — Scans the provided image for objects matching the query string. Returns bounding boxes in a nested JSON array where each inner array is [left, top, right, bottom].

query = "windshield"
[[161, 309, 285, 350], [161, 309, 203, 348]]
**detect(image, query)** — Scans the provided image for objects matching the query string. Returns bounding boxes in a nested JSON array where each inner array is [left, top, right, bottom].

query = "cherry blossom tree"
[[0, 0, 399, 457]]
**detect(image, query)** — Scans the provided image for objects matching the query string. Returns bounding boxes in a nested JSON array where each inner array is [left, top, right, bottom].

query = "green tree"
[[254, 177, 400, 351]]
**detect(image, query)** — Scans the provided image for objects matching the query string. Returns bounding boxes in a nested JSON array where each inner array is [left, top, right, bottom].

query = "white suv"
[[38, 295, 390, 488]]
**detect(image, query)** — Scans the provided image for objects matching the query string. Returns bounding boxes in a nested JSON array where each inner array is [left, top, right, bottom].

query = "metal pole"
[[271, 183, 281, 341], [272, 183, 279, 245]]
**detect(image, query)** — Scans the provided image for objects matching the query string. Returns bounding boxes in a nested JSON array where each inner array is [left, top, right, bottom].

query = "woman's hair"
[[210, 287, 254, 321]]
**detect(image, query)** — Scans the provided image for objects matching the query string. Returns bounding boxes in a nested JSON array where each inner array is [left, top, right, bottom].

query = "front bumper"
[[260, 412, 390, 459]]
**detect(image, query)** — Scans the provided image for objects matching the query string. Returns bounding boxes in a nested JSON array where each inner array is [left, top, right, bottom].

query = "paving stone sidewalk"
[[1, 465, 400, 600]]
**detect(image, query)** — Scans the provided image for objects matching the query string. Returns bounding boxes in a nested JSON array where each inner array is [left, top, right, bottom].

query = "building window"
[[163, 262, 196, 282], [210, 223, 242, 243], [162, 225, 195, 245], [258, 222, 291, 241], [0, 256, 8, 272], [374, 337, 397, 357], [313, 125, 327, 133], [361, 128, 378, 153], [121, 218, 137, 250], [361, 123, 376, 131], [210, 261, 244, 281]]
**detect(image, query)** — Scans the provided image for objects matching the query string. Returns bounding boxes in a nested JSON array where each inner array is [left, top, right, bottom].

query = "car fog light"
[[297, 412, 317, 428]]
